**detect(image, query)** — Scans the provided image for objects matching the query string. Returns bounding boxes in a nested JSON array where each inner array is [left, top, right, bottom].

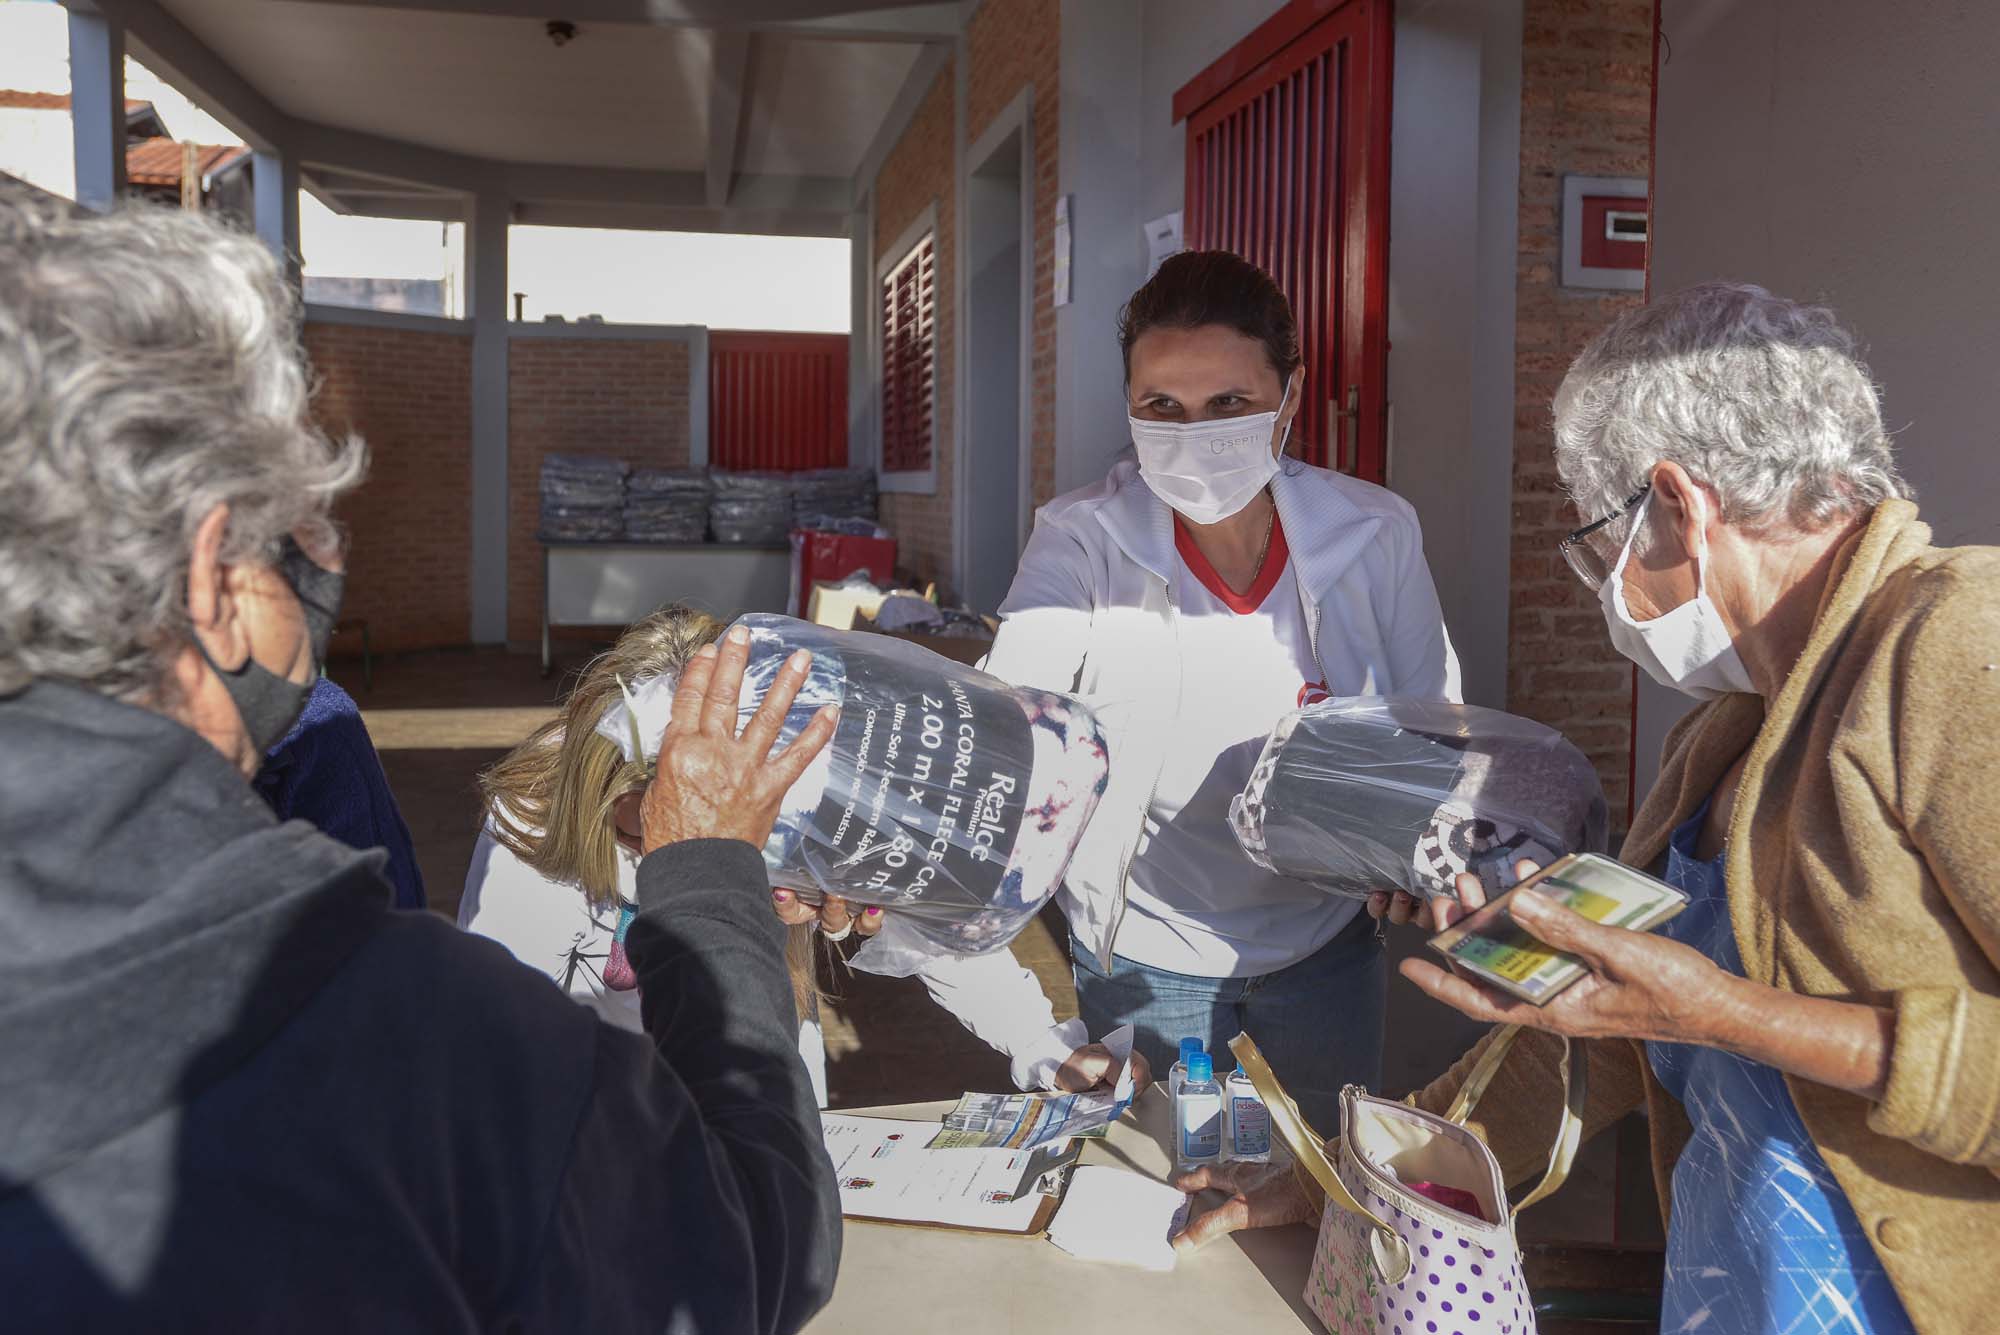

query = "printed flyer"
[[929, 1026, 1138, 1150]]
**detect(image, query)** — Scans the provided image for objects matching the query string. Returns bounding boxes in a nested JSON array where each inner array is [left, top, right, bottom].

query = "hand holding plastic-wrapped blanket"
[[1229, 697, 1607, 903], [598, 615, 1110, 975]]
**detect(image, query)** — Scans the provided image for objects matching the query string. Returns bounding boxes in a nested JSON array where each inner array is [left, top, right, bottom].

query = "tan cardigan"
[[1410, 501, 2000, 1334]]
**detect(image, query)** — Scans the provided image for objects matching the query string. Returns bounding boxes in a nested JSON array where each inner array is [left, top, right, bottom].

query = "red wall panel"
[[708, 330, 850, 472]]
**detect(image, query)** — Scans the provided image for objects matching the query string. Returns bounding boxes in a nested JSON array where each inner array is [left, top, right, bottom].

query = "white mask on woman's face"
[[1127, 383, 1292, 525], [1599, 491, 1754, 700]]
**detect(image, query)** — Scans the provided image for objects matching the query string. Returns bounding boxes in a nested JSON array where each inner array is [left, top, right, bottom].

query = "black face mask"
[[197, 537, 347, 757]]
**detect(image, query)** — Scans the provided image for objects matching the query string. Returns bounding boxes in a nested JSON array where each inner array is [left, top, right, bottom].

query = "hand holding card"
[[1428, 854, 1689, 1004], [1400, 853, 1744, 1048]]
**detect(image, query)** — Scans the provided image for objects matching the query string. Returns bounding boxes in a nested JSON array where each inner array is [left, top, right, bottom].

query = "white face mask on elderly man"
[[1599, 490, 1754, 701], [1127, 385, 1293, 526]]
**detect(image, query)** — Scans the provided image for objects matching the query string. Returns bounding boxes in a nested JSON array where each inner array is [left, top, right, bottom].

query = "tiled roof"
[[0, 90, 152, 113], [124, 137, 250, 187]]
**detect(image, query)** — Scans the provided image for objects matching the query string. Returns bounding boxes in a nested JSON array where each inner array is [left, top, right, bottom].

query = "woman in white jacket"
[[914, 252, 1459, 1128]]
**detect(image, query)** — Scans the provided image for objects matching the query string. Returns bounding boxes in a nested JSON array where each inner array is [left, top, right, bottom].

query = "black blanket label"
[[809, 667, 1034, 906]]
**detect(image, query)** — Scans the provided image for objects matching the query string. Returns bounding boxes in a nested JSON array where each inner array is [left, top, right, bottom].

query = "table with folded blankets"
[[536, 455, 880, 672]]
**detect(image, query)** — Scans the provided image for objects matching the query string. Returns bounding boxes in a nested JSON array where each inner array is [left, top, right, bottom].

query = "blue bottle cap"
[[1179, 1037, 1204, 1062], [1186, 1052, 1213, 1085]]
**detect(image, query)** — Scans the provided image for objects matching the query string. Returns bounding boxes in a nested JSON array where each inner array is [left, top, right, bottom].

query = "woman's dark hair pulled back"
[[1116, 250, 1301, 383]]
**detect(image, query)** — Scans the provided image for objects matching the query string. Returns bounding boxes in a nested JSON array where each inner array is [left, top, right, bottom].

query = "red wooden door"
[[708, 330, 850, 471], [1175, 0, 1393, 481]]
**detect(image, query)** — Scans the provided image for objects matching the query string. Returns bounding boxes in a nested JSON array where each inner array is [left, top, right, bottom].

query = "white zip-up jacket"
[[915, 453, 1461, 1088]]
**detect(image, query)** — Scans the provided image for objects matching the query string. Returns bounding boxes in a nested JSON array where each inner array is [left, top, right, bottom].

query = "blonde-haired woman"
[[460, 608, 875, 1107]]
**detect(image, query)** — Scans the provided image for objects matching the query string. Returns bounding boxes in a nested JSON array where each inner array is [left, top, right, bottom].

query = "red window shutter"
[[1176, 0, 1392, 481], [879, 233, 935, 474]]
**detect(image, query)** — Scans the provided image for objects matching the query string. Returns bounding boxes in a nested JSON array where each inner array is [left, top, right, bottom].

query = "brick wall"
[[968, 0, 1061, 510], [1508, 0, 1655, 826], [506, 335, 692, 644], [304, 319, 474, 652], [874, 59, 957, 593]]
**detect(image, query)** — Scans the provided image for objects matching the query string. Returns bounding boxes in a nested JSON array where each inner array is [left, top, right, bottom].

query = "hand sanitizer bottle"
[[1225, 1064, 1271, 1164], [1175, 1052, 1224, 1173], [1167, 1037, 1203, 1105]]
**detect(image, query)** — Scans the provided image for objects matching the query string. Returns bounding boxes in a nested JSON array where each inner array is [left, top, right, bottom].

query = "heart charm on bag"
[[1230, 1027, 1586, 1335]]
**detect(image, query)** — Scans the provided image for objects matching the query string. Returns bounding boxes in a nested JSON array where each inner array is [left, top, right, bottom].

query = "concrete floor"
[[329, 643, 1656, 1246]]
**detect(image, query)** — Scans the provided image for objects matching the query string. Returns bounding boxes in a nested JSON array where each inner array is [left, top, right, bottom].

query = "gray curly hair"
[[0, 185, 365, 702], [1553, 281, 1910, 537]]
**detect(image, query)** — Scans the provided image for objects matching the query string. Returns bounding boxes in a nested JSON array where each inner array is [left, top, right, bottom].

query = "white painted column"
[[66, 2, 126, 212], [1055, 0, 1144, 495], [948, 31, 969, 598], [467, 190, 511, 645], [687, 326, 711, 468], [847, 200, 876, 471], [252, 150, 301, 282]]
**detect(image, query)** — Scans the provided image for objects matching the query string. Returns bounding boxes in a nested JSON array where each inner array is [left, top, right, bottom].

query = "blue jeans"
[[1071, 910, 1385, 1135]]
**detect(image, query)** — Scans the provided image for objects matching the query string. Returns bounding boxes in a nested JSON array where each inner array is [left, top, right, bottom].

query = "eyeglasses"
[[1557, 483, 1651, 592]]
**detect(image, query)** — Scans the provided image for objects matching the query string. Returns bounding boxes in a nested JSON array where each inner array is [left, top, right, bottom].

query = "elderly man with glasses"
[[1178, 281, 2000, 1335]]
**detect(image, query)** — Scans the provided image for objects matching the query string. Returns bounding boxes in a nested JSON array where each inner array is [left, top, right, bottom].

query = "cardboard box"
[[805, 581, 888, 629]]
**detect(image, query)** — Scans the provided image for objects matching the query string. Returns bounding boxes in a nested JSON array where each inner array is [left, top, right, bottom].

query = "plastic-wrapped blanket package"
[[623, 468, 710, 542], [626, 467, 711, 497], [541, 452, 628, 500], [540, 453, 628, 540], [710, 470, 795, 545], [1229, 697, 1608, 903], [539, 502, 625, 542], [790, 467, 878, 528], [597, 614, 1110, 975]]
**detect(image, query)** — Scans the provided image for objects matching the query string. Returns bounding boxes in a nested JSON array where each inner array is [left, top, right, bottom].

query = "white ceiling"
[[160, 0, 926, 179], [739, 35, 921, 177]]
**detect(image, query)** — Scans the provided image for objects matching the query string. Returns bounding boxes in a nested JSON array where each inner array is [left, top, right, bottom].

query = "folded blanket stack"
[[710, 470, 795, 545], [791, 467, 878, 531], [539, 453, 628, 541], [623, 468, 710, 542]]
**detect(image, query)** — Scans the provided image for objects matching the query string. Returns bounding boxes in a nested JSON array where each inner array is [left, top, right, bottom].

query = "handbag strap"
[[1228, 1033, 1412, 1280], [1444, 1024, 1588, 1216]]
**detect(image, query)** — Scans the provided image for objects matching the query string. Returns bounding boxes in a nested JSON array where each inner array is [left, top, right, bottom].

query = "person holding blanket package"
[[462, 608, 844, 1105], [1180, 283, 2000, 1335], [892, 251, 1460, 1129], [463, 606, 1113, 1108]]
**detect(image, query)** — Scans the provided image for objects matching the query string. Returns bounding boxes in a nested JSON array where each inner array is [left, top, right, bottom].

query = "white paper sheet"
[[821, 1114, 1066, 1232], [1144, 211, 1183, 278], [1047, 1167, 1191, 1272]]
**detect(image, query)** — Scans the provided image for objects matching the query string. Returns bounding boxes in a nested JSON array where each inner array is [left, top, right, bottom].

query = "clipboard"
[[849, 1190, 1065, 1239], [822, 1114, 1081, 1236]]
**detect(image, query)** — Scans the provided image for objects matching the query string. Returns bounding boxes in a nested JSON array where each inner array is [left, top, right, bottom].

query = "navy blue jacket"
[[255, 676, 426, 909]]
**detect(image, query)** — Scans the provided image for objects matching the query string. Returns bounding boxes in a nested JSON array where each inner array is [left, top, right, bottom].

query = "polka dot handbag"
[[1231, 1027, 1585, 1335]]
